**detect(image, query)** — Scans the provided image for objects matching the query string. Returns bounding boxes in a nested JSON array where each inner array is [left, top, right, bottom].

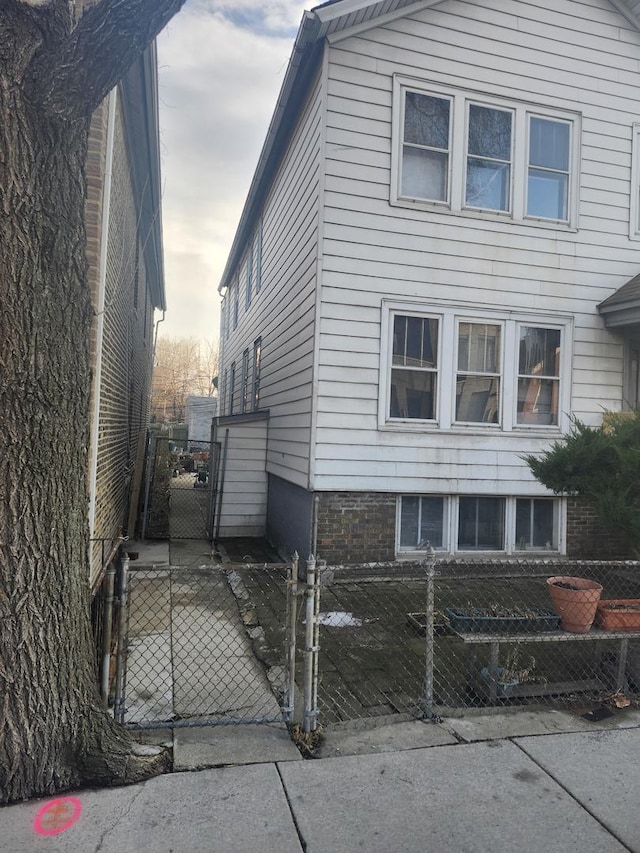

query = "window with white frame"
[[382, 305, 570, 432], [390, 314, 438, 420], [253, 337, 262, 410], [241, 348, 250, 413], [229, 362, 236, 415], [398, 495, 560, 553], [393, 78, 579, 226], [630, 124, 640, 239]]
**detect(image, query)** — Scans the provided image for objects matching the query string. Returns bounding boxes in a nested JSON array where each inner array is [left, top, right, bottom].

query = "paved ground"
[[3, 713, 640, 852]]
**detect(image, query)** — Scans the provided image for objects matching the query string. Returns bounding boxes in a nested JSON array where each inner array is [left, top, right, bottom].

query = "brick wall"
[[316, 492, 396, 564], [565, 497, 632, 560], [87, 93, 156, 582]]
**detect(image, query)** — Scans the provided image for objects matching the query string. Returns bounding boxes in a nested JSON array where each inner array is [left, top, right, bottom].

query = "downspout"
[[88, 87, 118, 542]]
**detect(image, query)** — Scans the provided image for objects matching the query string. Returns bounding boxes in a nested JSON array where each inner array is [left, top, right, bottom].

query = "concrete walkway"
[[3, 711, 640, 852]]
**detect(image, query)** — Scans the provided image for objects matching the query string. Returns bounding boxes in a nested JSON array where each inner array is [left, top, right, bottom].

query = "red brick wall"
[[316, 492, 396, 564], [566, 497, 631, 560]]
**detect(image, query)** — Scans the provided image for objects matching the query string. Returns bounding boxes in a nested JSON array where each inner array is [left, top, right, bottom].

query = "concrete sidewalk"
[[3, 713, 640, 853]]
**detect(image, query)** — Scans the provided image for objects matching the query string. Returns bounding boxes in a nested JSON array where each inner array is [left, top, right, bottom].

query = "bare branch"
[[26, 0, 188, 118]]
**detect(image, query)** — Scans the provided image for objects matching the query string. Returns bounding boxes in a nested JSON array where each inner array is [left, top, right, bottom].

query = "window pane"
[[527, 169, 568, 220], [401, 147, 448, 201], [516, 498, 555, 549], [393, 315, 438, 368], [466, 160, 510, 210], [468, 105, 512, 160], [519, 327, 560, 377], [420, 497, 444, 548], [400, 496, 419, 547], [390, 370, 436, 419], [529, 118, 570, 171], [404, 93, 450, 148], [456, 376, 500, 423], [458, 497, 505, 550], [457, 323, 501, 372], [517, 378, 559, 425]]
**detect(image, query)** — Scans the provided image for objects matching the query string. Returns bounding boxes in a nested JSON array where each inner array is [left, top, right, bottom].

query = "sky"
[[156, 0, 312, 345]]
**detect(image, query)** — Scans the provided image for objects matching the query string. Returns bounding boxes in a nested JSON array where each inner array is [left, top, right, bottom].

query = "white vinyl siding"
[[311, 0, 637, 497], [219, 70, 324, 488]]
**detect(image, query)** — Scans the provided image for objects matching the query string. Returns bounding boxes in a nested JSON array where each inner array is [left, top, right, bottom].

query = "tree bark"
[[0, 0, 185, 803]]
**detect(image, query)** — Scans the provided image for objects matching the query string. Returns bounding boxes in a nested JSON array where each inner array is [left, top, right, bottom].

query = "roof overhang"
[[598, 300, 640, 328], [119, 42, 166, 311]]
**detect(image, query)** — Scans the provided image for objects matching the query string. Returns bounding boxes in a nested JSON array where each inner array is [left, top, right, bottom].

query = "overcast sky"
[[156, 0, 311, 344]]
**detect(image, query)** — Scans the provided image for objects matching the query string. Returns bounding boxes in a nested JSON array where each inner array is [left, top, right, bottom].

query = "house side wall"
[[88, 96, 155, 583], [311, 0, 640, 499], [220, 67, 324, 491]]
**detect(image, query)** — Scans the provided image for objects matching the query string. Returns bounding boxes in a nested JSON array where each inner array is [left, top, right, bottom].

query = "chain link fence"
[[93, 555, 640, 734]]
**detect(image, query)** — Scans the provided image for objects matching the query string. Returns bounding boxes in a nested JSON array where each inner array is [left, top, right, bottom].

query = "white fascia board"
[[314, 0, 381, 23], [325, 0, 446, 43]]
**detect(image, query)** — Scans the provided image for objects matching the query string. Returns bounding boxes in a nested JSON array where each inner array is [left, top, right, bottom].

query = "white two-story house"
[[215, 0, 640, 564]]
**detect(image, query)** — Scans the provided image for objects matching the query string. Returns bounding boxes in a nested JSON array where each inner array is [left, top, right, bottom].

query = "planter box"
[[480, 667, 520, 698], [596, 599, 640, 631], [446, 607, 561, 634]]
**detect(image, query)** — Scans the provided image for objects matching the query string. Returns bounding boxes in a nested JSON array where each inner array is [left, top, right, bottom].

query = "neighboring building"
[[187, 395, 218, 446], [216, 0, 640, 563], [86, 43, 165, 583]]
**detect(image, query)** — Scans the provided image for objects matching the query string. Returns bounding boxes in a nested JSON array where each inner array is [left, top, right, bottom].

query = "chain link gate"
[[142, 434, 219, 541], [113, 562, 296, 729]]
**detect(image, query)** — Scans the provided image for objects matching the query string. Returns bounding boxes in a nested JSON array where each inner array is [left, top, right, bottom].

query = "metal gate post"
[[141, 431, 157, 541], [423, 546, 437, 720], [100, 560, 117, 705], [284, 553, 299, 722], [302, 554, 319, 733], [113, 554, 131, 724]]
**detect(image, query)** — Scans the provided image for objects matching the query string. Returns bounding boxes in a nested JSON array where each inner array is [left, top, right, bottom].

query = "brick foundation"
[[566, 497, 632, 560], [316, 492, 396, 564]]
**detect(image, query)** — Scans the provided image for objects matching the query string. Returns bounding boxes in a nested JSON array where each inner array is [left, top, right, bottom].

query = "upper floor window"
[[229, 362, 236, 415], [241, 349, 250, 413], [630, 124, 640, 240], [233, 277, 239, 329], [393, 78, 580, 227], [381, 303, 571, 433], [253, 337, 262, 410]]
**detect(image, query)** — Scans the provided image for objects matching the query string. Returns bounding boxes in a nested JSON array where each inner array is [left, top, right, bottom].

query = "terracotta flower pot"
[[547, 576, 603, 633]]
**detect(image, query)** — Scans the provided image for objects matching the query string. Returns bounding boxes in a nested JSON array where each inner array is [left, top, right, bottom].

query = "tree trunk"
[[0, 7, 174, 804]]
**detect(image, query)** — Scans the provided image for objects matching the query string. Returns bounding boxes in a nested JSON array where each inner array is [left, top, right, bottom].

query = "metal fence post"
[[283, 552, 299, 723], [423, 546, 437, 720], [113, 554, 130, 725], [100, 559, 117, 705], [303, 554, 319, 733]]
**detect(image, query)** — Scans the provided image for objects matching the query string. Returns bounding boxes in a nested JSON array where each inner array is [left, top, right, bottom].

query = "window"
[[382, 304, 570, 432], [398, 495, 561, 554], [466, 104, 512, 212], [515, 498, 556, 550], [390, 314, 438, 420], [401, 92, 451, 203], [393, 78, 579, 226], [455, 322, 501, 424], [517, 326, 560, 425], [229, 362, 236, 415], [458, 497, 505, 550], [630, 124, 640, 239], [241, 349, 250, 413], [253, 337, 262, 409], [399, 496, 445, 549]]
